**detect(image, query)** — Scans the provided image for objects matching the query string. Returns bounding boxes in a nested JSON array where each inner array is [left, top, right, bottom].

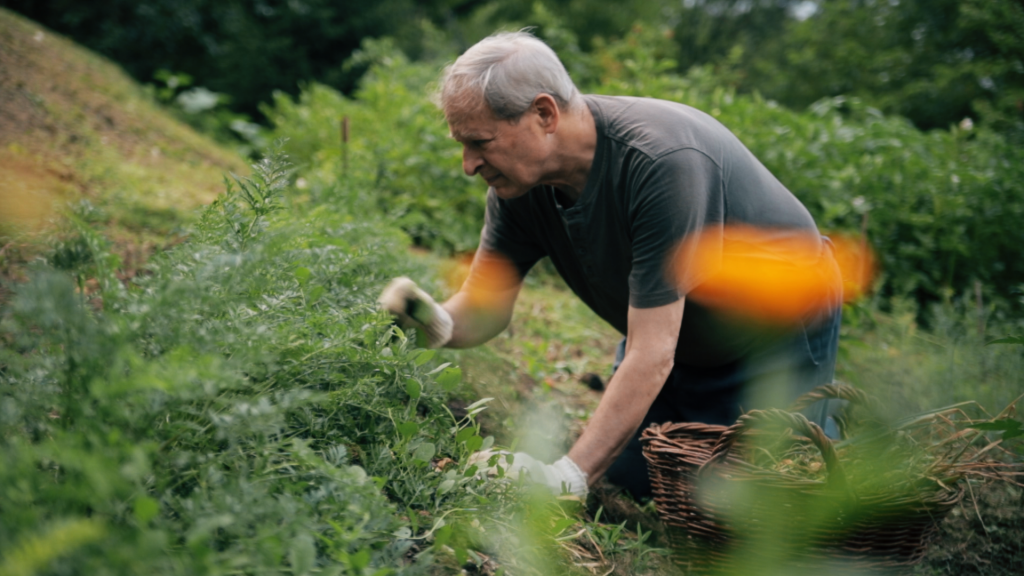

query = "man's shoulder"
[[585, 94, 733, 162]]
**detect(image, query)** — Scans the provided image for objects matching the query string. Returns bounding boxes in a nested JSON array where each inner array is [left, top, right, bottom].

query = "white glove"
[[378, 277, 454, 348], [468, 451, 589, 498]]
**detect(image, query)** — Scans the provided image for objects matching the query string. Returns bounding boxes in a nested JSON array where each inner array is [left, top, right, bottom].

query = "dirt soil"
[[919, 482, 1024, 576]]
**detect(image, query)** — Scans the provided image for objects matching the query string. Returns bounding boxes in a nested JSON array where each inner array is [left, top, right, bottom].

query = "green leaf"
[[405, 379, 421, 399], [412, 442, 436, 463], [455, 427, 476, 444], [480, 436, 494, 451], [289, 533, 316, 576], [551, 517, 577, 536], [438, 479, 455, 494], [133, 496, 159, 525], [350, 548, 371, 571], [433, 524, 453, 548], [397, 421, 419, 438], [465, 435, 483, 453], [413, 349, 435, 366], [307, 285, 326, 304], [427, 362, 452, 375], [464, 397, 493, 411], [436, 367, 462, 392], [969, 418, 1023, 439], [294, 267, 311, 285]]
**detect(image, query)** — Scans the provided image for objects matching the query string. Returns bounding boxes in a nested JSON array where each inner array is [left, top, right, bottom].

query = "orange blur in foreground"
[[671, 226, 876, 325], [444, 251, 519, 310]]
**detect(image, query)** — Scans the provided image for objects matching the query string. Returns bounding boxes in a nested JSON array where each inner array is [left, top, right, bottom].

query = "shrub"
[[0, 149, 501, 574]]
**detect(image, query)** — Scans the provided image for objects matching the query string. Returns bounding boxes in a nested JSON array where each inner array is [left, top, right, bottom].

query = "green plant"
[[0, 150, 523, 574]]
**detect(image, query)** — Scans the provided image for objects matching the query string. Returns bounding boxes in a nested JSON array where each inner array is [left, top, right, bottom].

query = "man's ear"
[[532, 93, 560, 134]]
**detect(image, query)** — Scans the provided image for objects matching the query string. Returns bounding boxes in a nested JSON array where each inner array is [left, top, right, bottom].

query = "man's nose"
[[462, 147, 483, 176]]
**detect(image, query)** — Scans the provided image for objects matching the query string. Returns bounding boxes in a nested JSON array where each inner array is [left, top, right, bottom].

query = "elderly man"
[[380, 31, 841, 500]]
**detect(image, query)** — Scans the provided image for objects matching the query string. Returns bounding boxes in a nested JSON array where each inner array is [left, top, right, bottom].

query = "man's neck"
[[542, 101, 597, 202]]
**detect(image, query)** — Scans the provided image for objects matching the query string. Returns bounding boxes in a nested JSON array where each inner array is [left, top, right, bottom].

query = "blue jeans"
[[604, 298, 843, 500]]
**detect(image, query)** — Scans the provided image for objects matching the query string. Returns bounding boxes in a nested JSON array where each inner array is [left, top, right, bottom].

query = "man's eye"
[[472, 139, 491, 148]]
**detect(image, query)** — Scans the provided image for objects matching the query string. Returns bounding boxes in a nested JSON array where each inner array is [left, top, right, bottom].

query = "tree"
[[670, 0, 1024, 136], [1, 0, 478, 118]]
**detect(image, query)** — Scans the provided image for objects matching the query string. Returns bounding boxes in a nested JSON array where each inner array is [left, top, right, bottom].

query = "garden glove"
[[378, 277, 453, 348], [469, 450, 589, 498]]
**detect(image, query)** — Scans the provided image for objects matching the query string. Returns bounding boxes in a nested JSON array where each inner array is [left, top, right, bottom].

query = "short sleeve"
[[628, 148, 725, 308], [464, 189, 547, 292]]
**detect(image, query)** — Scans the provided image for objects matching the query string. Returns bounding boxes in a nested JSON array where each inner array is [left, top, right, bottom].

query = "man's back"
[[478, 95, 823, 365]]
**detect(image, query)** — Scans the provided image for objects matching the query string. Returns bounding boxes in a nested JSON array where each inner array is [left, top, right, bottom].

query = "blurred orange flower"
[[827, 232, 877, 303], [669, 225, 875, 324]]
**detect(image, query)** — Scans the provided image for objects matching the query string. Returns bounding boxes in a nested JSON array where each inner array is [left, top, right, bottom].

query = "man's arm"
[[441, 280, 523, 348], [568, 298, 685, 483]]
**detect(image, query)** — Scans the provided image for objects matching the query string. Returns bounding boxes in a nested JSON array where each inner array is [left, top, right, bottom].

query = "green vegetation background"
[[2, 2, 1023, 575], [8, 0, 1021, 308]]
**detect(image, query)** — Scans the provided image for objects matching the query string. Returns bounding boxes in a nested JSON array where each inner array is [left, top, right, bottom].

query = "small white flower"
[[959, 117, 974, 131]]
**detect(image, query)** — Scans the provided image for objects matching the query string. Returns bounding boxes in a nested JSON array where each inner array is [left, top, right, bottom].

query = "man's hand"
[[378, 277, 454, 348], [468, 450, 589, 498]]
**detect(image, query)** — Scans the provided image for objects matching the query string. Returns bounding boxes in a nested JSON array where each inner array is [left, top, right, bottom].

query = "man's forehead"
[[448, 114, 500, 141], [449, 125, 494, 141], [445, 100, 503, 139]]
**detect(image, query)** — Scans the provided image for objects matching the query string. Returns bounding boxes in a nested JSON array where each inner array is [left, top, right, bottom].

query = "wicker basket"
[[641, 385, 965, 573]]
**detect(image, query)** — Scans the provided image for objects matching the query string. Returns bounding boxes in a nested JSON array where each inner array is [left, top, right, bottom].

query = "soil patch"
[[919, 482, 1024, 575]]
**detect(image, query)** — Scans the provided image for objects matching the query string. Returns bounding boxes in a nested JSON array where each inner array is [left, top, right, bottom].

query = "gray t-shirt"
[[469, 95, 822, 366]]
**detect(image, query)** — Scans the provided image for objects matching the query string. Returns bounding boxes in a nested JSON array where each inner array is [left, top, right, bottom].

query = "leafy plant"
[[0, 150, 523, 574]]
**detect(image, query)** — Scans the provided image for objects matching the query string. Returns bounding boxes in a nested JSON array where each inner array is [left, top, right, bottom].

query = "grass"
[[839, 296, 1024, 418], [0, 7, 245, 282]]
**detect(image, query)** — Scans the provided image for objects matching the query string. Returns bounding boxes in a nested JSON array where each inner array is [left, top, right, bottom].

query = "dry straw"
[[642, 384, 1023, 574]]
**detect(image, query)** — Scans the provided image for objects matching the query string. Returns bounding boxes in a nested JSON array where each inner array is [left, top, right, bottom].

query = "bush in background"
[[264, 23, 1024, 315]]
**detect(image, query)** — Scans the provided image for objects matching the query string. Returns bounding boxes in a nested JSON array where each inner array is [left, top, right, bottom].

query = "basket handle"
[[698, 408, 850, 493], [787, 383, 871, 412]]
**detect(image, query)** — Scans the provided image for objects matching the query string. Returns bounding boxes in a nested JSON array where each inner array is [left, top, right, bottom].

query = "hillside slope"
[[0, 8, 244, 244]]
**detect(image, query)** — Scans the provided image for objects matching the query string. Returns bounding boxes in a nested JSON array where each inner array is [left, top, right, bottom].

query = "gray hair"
[[439, 30, 581, 121]]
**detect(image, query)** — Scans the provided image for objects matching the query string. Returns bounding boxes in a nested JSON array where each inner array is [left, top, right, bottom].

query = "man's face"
[[448, 101, 551, 200]]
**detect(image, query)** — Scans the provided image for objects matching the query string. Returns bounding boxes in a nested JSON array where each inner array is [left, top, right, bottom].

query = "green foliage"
[[0, 150, 522, 574], [5, 12, 1023, 573], [0, 519, 107, 576], [265, 22, 1024, 311], [12, 0, 1021, 145], [147, 69, 265, 155], [675, 0, 1024, 138], [837, 294, 1024, 418], [264, 40, 484, 253], [969, 418, 1024, 441]]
